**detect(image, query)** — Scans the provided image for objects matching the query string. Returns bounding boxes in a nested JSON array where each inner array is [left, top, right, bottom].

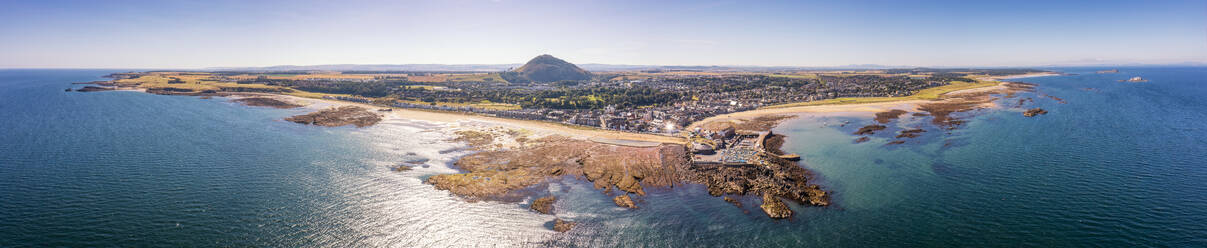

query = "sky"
[[1, 0, 1204, 68]]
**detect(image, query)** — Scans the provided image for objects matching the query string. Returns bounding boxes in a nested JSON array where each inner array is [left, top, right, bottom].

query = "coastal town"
[[71, 55, 1057, 222], [88, 56, 1046, 138]]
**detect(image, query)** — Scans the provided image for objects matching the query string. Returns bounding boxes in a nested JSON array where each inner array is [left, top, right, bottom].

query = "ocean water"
[[1, 68, 1206, 247]]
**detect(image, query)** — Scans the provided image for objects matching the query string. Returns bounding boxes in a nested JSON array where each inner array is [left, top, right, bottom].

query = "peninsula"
[[72, 55, 1060, 228]]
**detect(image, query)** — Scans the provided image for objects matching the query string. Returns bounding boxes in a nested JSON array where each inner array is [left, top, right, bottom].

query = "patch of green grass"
[[762, 80, 999, 109]]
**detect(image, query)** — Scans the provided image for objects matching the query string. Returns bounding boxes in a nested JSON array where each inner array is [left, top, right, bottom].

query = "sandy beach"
[[266, 94, 687, 145], [236, 72, 1050, 146], [687, 100, 927, 129]]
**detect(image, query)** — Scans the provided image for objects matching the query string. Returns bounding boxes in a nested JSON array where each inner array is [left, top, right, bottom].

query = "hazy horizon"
[[2, 0, 1205, 69]]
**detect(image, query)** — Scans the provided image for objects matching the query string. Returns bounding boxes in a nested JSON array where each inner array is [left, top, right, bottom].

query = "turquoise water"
[[2, 68, 1206, 247]]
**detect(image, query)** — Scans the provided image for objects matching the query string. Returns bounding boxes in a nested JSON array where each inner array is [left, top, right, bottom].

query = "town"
[[311, 71, 980, 135], [96, 55, 1042, 137]]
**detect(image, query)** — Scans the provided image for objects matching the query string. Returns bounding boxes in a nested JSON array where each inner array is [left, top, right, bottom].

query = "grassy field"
[[761, 80, 999, 109], [115, 72, 286, 92], [446, 73, 505, 83], [407, 73, 505, 83], [226, 73, 386, 81]]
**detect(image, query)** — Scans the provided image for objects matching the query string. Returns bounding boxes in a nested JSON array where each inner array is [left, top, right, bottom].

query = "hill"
[[511, 55, 592, 82]]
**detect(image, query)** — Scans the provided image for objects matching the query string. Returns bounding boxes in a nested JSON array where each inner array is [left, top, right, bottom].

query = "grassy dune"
[[762, 80, 999, 109], [115, 72, 284, 92]]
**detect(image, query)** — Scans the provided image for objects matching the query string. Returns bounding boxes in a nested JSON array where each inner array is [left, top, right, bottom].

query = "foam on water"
[[335, 116, 560, 246]]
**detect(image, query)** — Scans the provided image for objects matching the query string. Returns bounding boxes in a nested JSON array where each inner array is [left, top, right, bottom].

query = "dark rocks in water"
[[854, 137, 871, 143], [530, 196, 556, 214], [75, 86, 115, 92], [1049, 96, 1066, 104], [1038, 93, 1067, 104], [853, 124, 887, 135], [553, 219, 576, 232], [689, 153, 829, 218], [760, 194, 792, 219], [1015, 97, 1034, 107], [915, 82, 1037, 129], [613, 194, 637, 209], [393, 165, 413, 172], [1023, 108, 1048, 117], [886, 140, 906, 145], [511, 54, 591, 83], [895, 129, 926, 139], [874, 109, 908, 124], [64, 88, 72, 92], [199, 96, 213, 99]]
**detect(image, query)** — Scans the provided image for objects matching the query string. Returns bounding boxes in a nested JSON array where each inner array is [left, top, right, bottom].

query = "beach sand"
[[266, 94, 686, 145], [238, 75, 1040, 146]]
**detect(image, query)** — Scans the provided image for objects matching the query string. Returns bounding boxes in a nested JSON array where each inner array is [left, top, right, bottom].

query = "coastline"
[[980, 71, 1062, 80], [78, 70, 1057, 223], [688, 100, 926, 129], [231, 92, 686, 145], [311, 96, 683, 144]]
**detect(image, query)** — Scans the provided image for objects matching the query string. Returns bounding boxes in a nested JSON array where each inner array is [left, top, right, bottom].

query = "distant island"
[[1097, 69, 1119, 74], [71, 55, 1062, 230]]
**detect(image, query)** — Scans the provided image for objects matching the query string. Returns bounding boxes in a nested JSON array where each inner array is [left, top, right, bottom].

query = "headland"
[[68, 58, 1064, 230]]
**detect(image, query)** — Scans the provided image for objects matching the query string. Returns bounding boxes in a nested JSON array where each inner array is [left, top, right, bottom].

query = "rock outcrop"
[[874, 109, 908, 123], [553, 219, 576, 232], [426, 134, 686, 203], [613, 194, 637, 209], [530, 196, 556, 214], [854, 137, 870, 143], [1023, 108, 1048, 117], [853, 125, 887, 135], [760, 194, 792, 219], [895, 129, 926, 139], [285, 106, 382, 127]]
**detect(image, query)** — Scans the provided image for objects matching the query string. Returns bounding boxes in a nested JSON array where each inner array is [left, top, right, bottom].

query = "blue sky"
[[1, 0, 1204, 68]]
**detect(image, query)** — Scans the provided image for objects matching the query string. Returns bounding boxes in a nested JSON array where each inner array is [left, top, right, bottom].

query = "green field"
[[761, 80, 999, 109]]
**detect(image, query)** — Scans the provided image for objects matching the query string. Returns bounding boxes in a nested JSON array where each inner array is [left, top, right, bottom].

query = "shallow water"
[[1, 68, 1205, 247]]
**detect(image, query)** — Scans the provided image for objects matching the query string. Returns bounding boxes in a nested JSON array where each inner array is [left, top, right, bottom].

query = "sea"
[[1, 68, 1205, 247]]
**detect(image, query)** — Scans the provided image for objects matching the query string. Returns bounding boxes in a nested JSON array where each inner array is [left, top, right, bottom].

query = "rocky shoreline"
[[422, 116, 831, 230], [284, 106, 382, 127], [232, 97, 303, 109], [683, 117, 830, 219], [848, 81, 1061, 145]]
